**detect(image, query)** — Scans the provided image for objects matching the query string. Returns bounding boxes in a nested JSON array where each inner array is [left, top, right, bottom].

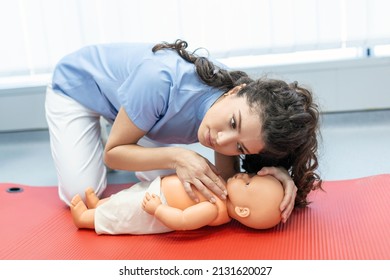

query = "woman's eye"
[[230, 117, 236, 129]]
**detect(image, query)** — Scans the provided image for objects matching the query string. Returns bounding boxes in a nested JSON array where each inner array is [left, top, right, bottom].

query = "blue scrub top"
[[52, 43, 225, 144]]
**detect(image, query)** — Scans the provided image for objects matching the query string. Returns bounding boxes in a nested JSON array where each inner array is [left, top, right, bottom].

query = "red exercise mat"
[[1, 174, 389, 260]]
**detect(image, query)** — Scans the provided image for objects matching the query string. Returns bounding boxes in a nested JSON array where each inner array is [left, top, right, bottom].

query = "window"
[[1, 0, 390, 80]]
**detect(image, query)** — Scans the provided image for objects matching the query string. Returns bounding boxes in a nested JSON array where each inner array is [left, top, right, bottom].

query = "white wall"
[[1, 57, 390, 132], [0, 85, 47, 131], [244, 56, 390, 112]]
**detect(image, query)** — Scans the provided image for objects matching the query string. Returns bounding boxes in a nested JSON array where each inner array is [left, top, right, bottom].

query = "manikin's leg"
[[70, 195, 95, 229], [85, 187, 109, 209], [85, 187, 100, 209]]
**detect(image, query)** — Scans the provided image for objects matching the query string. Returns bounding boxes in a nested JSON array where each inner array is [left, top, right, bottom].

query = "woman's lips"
[[206, 129, 213, 148]]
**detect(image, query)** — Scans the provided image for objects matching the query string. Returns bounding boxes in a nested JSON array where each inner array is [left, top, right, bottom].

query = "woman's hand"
[[142, 192, 162, 215], [174, 149, 227, 203], [257, 166, 297, 223]]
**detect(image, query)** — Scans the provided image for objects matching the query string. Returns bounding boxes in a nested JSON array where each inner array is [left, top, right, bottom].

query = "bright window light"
[[218, 48, 362, 69], [1, 0, 390, 83], [373, 45, 390, 57]]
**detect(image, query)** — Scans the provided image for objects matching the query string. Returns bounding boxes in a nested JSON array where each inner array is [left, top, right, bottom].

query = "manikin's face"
[[226, 173, 259, 205], [226, 173, 283, 229], [198, 90, 265, 156]]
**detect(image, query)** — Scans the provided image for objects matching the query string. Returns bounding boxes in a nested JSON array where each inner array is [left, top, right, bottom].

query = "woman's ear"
[[226, 84, 247, 96], [235, 206, 251, 218]]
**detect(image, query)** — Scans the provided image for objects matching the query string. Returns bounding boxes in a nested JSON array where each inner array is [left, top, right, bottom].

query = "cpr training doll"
[[70, 173, 284, 234]]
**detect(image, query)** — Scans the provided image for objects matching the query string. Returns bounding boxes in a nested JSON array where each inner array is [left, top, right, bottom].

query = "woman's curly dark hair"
[[153, 39, 323, 208], [152, 39, 252, 89], [240, 79, 323, 207]]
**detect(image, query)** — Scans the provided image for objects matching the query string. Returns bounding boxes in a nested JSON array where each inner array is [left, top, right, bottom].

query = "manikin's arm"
[[142, 193, 219, 231]]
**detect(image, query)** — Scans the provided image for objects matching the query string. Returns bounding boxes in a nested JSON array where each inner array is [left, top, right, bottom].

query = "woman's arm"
[[104, 107, 226, 201], [142, 192, 219, 230], [104, 107, 182, 171]]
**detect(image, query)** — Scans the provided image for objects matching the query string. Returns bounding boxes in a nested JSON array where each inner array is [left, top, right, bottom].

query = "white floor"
[[0, 110, 389, 186]]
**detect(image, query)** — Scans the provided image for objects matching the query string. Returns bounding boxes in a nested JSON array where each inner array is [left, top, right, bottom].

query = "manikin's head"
[[226, 173, 284, 229]]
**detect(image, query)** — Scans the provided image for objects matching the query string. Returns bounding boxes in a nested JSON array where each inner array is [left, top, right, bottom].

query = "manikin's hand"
[[142, 192, 162, 215], [257, 166, 297, 223], [174, 149, 227, 204]]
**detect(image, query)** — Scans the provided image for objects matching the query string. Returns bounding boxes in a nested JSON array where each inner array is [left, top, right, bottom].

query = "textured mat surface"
[[1, 174, 389, 260]]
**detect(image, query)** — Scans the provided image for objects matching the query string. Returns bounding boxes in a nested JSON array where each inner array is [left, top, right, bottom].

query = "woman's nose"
[[216, 131, 236, 146]]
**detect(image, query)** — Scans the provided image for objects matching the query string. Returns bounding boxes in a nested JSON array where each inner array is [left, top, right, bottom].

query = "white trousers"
[[45, 85, 107, 205], [95, 177, 172, 235], [45, 85, 174, 205]]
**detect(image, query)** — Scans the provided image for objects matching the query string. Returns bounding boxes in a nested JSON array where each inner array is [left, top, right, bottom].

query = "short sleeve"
[[117, 59, 173, 132]]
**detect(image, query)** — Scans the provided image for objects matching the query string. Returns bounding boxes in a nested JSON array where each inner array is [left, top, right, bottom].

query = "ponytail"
[[153, 39, 252, 91]]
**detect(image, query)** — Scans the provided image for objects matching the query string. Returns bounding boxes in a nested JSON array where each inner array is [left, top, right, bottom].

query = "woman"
[[45, 39, 321, 222]]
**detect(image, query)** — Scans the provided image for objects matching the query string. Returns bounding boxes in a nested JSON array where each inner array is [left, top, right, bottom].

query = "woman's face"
[[198, 92, 264, 156]]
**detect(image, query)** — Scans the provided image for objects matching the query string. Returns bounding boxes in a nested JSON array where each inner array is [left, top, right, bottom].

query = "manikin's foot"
[[85, 187, 100, 209], [70, 194, 88, 228]]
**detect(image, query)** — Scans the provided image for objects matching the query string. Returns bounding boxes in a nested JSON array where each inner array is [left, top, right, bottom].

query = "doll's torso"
[[160, 175, 231, 226]]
